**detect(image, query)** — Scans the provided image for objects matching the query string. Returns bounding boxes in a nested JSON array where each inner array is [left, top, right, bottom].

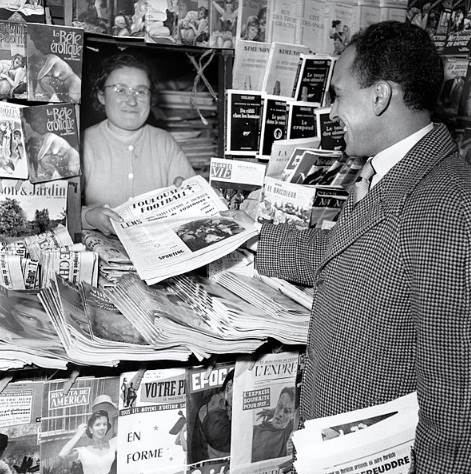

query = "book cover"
[[117, 368, 187, 474], [72, 0, 113, 35], [265, 0, 303, 44], [186, 362, 234, 473], [315, 107, 346, 152], [209, 0, 239, 48], [0, 0, 45, 24], [0, 101, 27, 179], [324, 2, 356, 56], [0, 20, 26, 100], [26, 23, 83, 103], [286, 101, 318, 140], [40, 376, 120, 474], [236, 0, 267, 41], [230, 352, 299, 473], [310, 186, 349, 228], [442, 2, 471, 55], [256, 176, 317, 228], [0, 178, 67, 240], [258, 95, 288, 160], [21, 103, 80, 183], [0, 380, 43, 474], [145, 0, 179, 44], [232, 39, 270, 90], [438, 56, 468, 119], [297, 0, 325, 53], [292, 54, 336, 106], [209, 157, 266, 209], [176, 0, 210, 47], [225, 89, 263, 155], [261, 41, 310, 98]]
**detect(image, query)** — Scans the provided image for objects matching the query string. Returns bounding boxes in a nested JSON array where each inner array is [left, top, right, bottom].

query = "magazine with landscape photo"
[[0, 178, 67, 241]]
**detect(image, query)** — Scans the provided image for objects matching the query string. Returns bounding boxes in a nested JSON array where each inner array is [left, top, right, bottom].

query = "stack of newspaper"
[[293, 392, 419, 474], [0, 286, 69, 370], [111, 175, 260, 284], [38, 276, 192, 366]]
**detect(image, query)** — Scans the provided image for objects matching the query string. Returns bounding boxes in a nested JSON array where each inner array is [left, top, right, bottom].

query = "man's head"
[[329, 21, 443, 157]]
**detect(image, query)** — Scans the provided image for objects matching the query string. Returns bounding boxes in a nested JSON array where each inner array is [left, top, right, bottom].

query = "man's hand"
[[85, 205, 122, 236]]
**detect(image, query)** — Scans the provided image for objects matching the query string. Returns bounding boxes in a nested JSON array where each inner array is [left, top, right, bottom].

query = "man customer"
[[254, 21, 471, 472]]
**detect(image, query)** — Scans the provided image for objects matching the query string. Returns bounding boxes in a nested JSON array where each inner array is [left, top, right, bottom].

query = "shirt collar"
[[370, 122, 433, 188]]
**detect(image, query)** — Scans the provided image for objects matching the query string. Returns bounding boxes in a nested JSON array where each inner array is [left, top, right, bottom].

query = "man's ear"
[[372, 81, 392, 116]]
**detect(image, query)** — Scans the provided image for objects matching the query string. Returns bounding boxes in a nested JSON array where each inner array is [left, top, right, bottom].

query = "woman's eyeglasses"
[[104, 83, 151, 99]]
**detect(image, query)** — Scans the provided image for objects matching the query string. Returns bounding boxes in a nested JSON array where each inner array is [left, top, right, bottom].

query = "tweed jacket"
[[256, 124, 471, 473]]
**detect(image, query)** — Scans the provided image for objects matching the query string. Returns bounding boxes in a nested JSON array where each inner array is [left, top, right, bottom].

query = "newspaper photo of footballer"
[[251, 385, 295, 463], [176, 217, 245, 251]]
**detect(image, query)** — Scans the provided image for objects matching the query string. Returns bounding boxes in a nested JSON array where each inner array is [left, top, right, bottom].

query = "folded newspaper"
[[111, 176, 260, 284]]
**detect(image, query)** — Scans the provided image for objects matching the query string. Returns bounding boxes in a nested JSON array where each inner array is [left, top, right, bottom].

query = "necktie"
[[353, 159, 375, 205]]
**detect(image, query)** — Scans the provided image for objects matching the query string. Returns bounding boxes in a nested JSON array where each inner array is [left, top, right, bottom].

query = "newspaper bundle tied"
[[111, 175, 259, 284]]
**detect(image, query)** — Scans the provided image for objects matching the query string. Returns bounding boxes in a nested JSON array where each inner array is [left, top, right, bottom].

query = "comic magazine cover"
[[40, 376, 120, 474], [0, 380, 43, 473], [117, 368, 187, 474], [26, 23, 83, 103], [21, 103, 80, 183], [209, 0, 239, 48], [186, 362, 235, 473], [176, 0, 210, 47], [230, 351, 299, 474], [0, 20, 26, 100], [0, 101, 27, 179]]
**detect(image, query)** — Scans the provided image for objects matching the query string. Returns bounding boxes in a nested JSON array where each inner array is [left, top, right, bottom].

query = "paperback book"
[[232, 39, 270, 90], [26, 23, 83, 103], [0, 20, 26, 100], [265, 0, 303, 44], [292, 54, 336, 106], [258, 95, 288, 160], [261, 42, 310, 98], [286, 101, 318, 140], [186, 362, 235, 473], [0, 101, 27, 179], [297, 0, 325, 53], [315, 107, 346, 151], [225, 89, 263, 155], [21, 103, 80, 183], [117, 368, 187, 474], [0, 179, 68, 241]]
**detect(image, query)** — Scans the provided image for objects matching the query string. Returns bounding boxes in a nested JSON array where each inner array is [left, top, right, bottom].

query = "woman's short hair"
[[86, 409, 111, 438]]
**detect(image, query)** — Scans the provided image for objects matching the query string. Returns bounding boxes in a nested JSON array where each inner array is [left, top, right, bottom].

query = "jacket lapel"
[[318, 123, 457, 270]]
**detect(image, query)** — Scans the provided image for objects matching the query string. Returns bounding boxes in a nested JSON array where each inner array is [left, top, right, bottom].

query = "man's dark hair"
[[349, 21, 443, 111], [0, 433, 8, 456]]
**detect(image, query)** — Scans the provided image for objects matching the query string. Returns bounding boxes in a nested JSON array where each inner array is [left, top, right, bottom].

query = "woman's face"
[[247, 24, 258, 40], [90, 416, 108, 439], [98, 66, 151, 133], [224, 379, 233, 408]]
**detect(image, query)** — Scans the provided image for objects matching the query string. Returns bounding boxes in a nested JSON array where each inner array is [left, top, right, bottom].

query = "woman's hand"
[[85, 206, 122, 236]]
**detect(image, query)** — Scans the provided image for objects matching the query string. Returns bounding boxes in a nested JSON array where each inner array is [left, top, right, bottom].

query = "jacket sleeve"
[[401, 188, 471, 473], [255, 223, 330, 286]]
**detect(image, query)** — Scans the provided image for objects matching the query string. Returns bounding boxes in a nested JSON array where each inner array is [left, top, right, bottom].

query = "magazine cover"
[[0, 0, 45, 23], [0, 102, 27, 179], [40, 376, 120, 474], [292, 54, 336, 106], [0, 178, 67, 241], [256, 176, 317, 228], [0, 380, 43, 474], [232, 39, 270, 90], [236, 0, 267, 41], [209, 0, 239, 49], [258, 95, 288, 160], [225, 89, 263, 155], [0, 20, 26, 100], [186, 362, 235, 473], [21, 103, 80, 183], [265, 0, 303, 44], [442, 1, 471, 55], [209, 157, 266, 209], [310, 186, 349, 228], [297, 0, 325, 53], [26, 23, 83, 103], [117, 368, 187, 474], [261, 42, 310, 98], [230, 351, 299, 474], [72, 0, 113, 35], [176, 0, 210, 47], [314, 107, 346, 152], [145, 0, 179, 44], [286, 101, 318, 140], [324, 2, 356, 56]]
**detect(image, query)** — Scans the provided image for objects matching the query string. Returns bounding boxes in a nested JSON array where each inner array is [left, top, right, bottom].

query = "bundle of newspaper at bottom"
[[293, 392, 418, 474], [111, 175, 259, 284], [38, 276, 191, 366]]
